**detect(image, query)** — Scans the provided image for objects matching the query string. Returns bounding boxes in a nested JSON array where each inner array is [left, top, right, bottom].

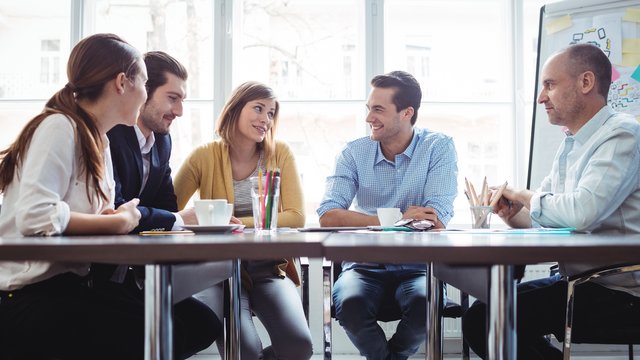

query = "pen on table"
[[464, 190, 474, 207], [479, 176, 488, 206], [489, 181, 508, 207], [468, 181, 480, 207], [464, 177, 475, 206], [258, 169, 264, 223], [264, 170, 271, 228], [262, 169, 271, 227], [483, 179, 491, 206]]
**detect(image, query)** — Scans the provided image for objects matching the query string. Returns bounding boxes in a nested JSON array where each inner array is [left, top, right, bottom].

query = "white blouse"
[[0, 114, 115, 290]]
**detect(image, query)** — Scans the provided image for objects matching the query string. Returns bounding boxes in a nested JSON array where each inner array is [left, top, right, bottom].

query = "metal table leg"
[[144, 264, 173, 360], [488, 265, 516, 360], [426, 262, 443, 360], [225, 259, 242, 360]]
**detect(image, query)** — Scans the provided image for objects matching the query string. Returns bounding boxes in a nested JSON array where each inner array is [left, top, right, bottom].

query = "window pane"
[[90, 0, 215, 184], [236, 0, 365, 100], [385, 0, 511, 102], [169, 101, 215, 172], [0, 1, 70, 99], [418, 103, 513, 225], [0, 101, 46, 148], [276, 102, 366, 224], [90, 0, 214, 99]]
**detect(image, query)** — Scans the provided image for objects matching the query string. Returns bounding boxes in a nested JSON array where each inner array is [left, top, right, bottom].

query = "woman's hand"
[[113, 198, 141, 234]]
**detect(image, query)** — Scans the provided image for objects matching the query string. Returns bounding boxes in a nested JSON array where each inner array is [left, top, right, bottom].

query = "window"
[[235, 0, 365, 100], [88, 0, 215, 169], [0, 0, 71, 151], [236, 0, 366, 224], [385, 0, 513, 224], [0, 1, 70, 100], [40, 39, 61, 84], [0, 0, 551, 226]]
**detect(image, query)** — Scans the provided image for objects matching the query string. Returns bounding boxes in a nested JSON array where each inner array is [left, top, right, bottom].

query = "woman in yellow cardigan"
[[173, 81, 312, 359]]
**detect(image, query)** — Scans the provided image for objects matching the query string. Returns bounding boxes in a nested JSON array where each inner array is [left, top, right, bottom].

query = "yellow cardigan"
[[173, 140, 305, 286], [174, 140, 304, 227]]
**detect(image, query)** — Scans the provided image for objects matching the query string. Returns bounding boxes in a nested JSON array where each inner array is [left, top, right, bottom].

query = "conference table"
[[2, 230, 640, 360], [323, 230, 640, 360], [0, 230, 327, 360]]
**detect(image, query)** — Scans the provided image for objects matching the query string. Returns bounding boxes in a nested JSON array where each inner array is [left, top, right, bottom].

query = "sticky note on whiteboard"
[[612, 65, 621, 82], [623, 8, 640, 22], [546, 15, 572, 35], [623, 54, 640, 67], [622, 39, 640, 53], [631, 65, 640, 83]]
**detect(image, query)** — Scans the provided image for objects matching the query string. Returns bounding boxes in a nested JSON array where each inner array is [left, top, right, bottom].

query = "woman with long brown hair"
[[0, 33, 216, 359], [174, 81, 312, 359]]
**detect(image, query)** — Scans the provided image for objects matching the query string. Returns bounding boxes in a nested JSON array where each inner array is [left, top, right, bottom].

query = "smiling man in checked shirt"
[[317, 70, 458, 360]]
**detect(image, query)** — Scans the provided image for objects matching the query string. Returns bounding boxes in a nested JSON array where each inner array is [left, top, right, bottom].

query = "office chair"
[[322, 259, 470, 360], [557, 263, 640, 360]]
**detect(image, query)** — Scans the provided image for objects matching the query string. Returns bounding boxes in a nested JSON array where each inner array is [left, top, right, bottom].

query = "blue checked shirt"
[[317, 127, 458, 271]]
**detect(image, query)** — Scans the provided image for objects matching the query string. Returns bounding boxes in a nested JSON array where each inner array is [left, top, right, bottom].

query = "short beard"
[[139, 110, 170, 135]]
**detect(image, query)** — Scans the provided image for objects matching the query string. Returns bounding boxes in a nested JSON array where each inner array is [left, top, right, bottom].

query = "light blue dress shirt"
[[317, 127, 458, 271], [530, 106, 640, 296]]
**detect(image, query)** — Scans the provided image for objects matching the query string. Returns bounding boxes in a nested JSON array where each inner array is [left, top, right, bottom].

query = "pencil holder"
[[250, 174, 281, 233], [470, 206, 492, 229]]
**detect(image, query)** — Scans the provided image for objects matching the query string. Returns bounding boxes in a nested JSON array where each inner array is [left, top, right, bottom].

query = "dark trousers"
[[0, 272, 221, 360], [461, 274, 640, 360]]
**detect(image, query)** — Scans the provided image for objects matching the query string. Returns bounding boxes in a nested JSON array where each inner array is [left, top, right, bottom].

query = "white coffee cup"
[[194, 199, 233, 226], [377, 207, 402, 227]]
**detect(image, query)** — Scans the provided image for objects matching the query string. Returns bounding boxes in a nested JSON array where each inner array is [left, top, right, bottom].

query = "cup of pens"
[[470, 205, 493, 229], [465, 177, 508, 229], [250, 170, 281, 234]]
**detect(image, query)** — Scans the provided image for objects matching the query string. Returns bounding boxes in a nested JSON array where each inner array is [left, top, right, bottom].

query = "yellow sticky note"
[[546, 15, 572, 35], [623, 39, 640, 53], [622, 53, 640, 67], [623, 8, 640, 22]]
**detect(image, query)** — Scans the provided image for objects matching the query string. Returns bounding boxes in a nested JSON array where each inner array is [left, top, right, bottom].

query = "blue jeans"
[[332, 266, 427, 360]]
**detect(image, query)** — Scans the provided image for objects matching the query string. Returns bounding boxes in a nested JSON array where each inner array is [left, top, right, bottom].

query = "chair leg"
[[426, 263, 443, 360], [322, 258, 332, 360], [461, 292, 470, 360], [299, 257, 310, 325], [562, 279, 578, 360], [629, 344, 633, 360]]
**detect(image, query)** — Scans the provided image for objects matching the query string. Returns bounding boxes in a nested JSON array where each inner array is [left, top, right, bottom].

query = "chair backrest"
[[562, 262, 640, 359]]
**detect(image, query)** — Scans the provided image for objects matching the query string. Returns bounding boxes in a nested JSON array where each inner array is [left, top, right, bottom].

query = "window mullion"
[[214, 0, 233, 126]]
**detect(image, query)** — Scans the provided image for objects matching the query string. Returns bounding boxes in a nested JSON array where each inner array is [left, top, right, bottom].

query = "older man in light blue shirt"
[[318, 70, 458, 360], [463, 44, 640, 360]]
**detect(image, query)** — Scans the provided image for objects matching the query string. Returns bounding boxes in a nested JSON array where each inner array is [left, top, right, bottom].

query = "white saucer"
[[181, 224, 245, 233]]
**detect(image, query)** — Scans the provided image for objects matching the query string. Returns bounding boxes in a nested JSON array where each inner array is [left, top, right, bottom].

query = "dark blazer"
[[108, 124, 178, 233]]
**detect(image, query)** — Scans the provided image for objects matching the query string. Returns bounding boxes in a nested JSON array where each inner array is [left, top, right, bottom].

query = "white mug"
[[194, 199, 233, 226], [377, 207, 402, 227]]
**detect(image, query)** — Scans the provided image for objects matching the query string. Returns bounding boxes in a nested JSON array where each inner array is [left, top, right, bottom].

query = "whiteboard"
[[527, 0, 640, 189]]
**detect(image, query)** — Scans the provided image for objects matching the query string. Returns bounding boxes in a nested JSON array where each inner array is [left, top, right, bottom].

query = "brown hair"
[[143, 51, 188, 100], [215, 81, 280, 163], [371, 70, 422, 125], [0, 33, 142, 203]]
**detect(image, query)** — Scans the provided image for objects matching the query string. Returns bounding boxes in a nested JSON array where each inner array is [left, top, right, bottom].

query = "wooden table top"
[[0, 231, 327, 264], [322, 231, 640, 264]]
